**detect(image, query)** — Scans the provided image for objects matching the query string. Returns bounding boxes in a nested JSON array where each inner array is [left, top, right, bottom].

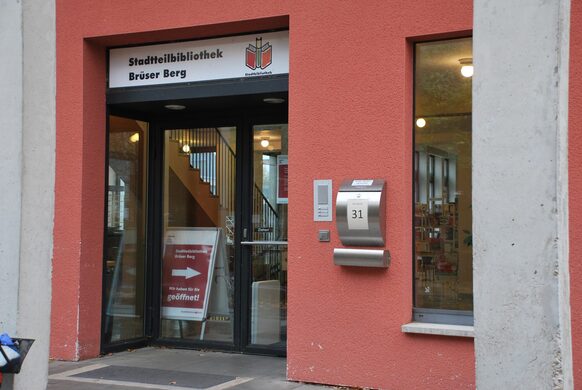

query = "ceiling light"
[[165, 104, 186, 110], [263, 97, 285, 104], [416, 118, 426, 128], [459, 58, 473, 78], [129, 132, 140, 143], [260, 138, 270, 148], [181, 144, 191, 153]]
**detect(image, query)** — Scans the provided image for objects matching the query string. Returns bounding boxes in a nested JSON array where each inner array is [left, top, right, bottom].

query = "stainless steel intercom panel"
[[313, 179, 333, 221], [336, 179, 386, 246]]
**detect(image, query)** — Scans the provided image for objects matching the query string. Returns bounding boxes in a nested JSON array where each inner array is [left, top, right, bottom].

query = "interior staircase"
[[166, 127, 278, 243], [166, 127, 283, 341]]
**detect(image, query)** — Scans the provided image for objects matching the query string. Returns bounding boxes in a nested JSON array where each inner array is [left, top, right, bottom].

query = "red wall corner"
[[51, 24, 107, 360]]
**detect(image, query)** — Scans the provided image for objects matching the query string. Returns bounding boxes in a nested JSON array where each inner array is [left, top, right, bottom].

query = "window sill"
[[401, 322, 474, 338]]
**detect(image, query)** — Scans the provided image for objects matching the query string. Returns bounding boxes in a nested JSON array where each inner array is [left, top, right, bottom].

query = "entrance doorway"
[[102, 90, 288, 356]]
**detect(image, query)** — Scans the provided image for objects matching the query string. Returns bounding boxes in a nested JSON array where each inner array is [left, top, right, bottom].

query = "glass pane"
[[250, 124, 288, 347], [161, 127, 236, 343], [103, 115, 148, 344], [414, 38, 473, 311]]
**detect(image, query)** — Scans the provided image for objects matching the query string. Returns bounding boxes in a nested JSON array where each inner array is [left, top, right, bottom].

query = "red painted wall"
[[570, 2, 582, 387], [54, 1, 474, 387]]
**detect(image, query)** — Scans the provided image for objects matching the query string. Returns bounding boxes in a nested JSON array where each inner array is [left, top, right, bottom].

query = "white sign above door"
[[109, 30, 289, 88]]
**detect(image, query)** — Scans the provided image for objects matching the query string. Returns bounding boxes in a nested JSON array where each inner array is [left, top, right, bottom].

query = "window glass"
[[103, 115, 148, 344], [414, 38, 473, 314], [160, 127, 236, 344], [250, 124, 288, 347]]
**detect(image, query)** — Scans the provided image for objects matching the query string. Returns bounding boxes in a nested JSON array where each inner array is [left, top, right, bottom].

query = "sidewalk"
[[47, 347, 330, 390]]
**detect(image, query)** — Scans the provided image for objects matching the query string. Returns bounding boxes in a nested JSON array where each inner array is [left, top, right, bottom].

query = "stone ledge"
[[401, 322, 475, 338]]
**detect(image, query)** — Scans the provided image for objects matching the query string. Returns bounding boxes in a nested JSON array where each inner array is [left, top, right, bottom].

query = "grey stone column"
[[14, 1, 56, 389], [0, 1, 24, 388], [0, 0, 55, 389], [473, 0, 572, 388]]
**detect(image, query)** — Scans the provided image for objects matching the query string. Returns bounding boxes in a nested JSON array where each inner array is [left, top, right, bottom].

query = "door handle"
[[240, 241, 288, 246]]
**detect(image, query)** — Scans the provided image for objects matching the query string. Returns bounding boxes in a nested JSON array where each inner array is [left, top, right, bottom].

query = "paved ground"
[[47, 347, 332, 390]]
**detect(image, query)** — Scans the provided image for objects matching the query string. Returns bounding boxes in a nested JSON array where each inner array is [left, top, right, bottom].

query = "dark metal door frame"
[[238, 111, 288, 357], [102, 76, 288, 356], [148, 109, 287, 356]]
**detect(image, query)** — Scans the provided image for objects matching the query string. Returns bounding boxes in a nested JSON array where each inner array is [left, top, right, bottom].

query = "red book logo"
[[246, 37, 272, 70]]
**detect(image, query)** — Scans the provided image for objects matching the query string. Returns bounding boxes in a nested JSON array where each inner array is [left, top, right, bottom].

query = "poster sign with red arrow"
[[161, 228, 220, 321]]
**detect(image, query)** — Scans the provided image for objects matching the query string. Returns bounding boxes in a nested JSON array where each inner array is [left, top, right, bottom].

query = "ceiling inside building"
[[109, 91, 288, 121], [414, 37, 472, 156], [415, 37, 472, 117]]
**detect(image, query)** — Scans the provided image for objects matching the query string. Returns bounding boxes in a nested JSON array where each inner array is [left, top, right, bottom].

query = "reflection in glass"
[[161, 127, 236, 343], [414, 38, 473, 312], [103, 116, 148, 344], [250, 124, 288, 347]]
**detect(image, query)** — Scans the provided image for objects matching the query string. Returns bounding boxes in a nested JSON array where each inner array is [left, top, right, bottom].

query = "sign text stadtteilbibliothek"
[[109, 31, 289, 88]]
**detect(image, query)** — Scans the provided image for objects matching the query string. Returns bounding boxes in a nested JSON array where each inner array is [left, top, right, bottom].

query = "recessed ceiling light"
[[263, 97, 285, 104], [260, 138, 270, 148], [165, 104, 186, 110]]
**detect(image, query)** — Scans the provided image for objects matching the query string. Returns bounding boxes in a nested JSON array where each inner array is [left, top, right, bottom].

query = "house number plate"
[[347, 198, 369, 230]]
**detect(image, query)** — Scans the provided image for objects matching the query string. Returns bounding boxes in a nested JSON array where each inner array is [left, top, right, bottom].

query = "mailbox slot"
[[333, 248, 390, 267]]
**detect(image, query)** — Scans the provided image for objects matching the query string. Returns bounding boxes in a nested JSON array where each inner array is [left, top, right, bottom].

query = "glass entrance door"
[[160, 126, 237, 346], [157, 120, 288, 354], [242, 124, 288, 353]]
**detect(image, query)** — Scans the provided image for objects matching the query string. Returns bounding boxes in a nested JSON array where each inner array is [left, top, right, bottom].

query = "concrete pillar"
[[0, 1, 24, 388], [473, 0, 572, 388], [0, 0, 24, 332], [0, 0, 55, 389], [13, 1, 56, 389]]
